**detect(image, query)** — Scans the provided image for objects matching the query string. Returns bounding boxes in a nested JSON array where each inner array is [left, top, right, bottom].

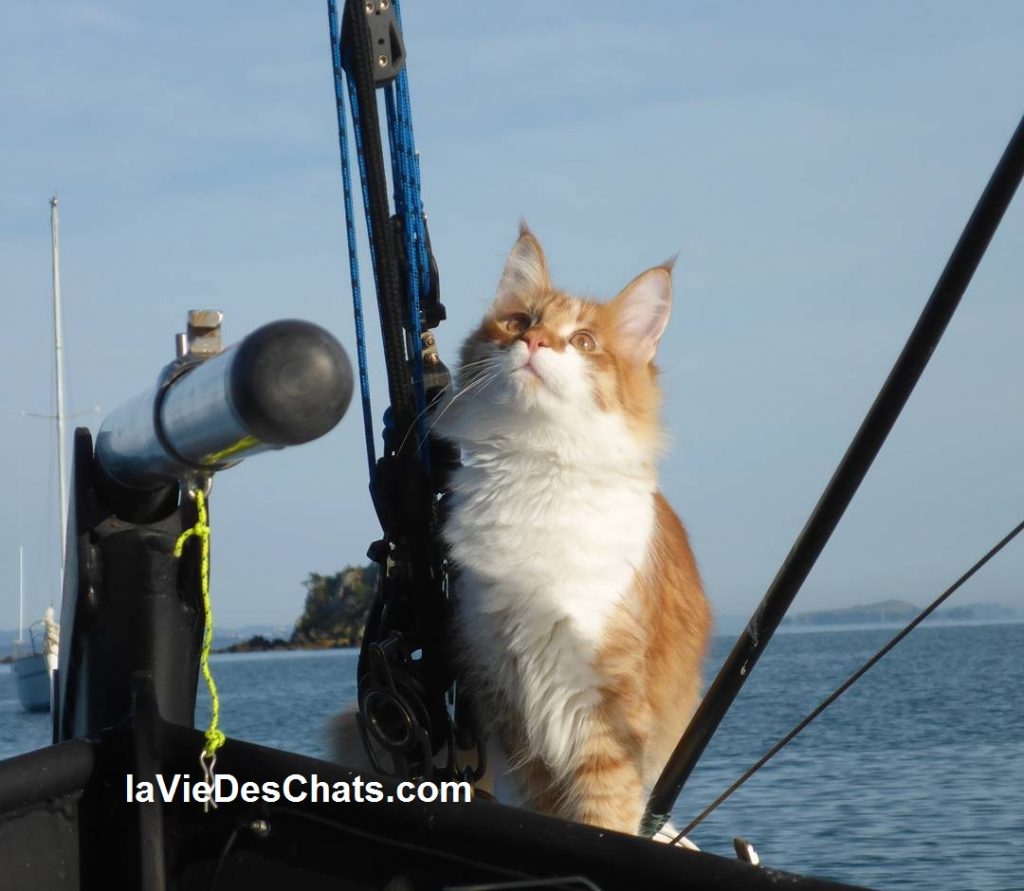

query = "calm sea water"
[[2, 623, 1021, 890]]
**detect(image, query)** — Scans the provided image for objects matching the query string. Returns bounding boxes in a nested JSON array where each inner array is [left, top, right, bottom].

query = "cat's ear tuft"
[[612, 265, 673, 364], [495, 223, 550, 306]]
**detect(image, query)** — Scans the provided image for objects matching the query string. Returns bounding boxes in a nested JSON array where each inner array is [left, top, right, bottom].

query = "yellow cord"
[[174, 488, 226, 760]]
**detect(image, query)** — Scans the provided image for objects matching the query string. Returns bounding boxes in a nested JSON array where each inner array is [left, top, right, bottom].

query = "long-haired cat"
[[434, 224, 711, 837]]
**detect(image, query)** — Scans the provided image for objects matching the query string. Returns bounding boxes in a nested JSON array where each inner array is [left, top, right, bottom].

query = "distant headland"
[[4, 576, 1019, 664], [779, 599, 1020, 628], [217, 586, 1020, 653]]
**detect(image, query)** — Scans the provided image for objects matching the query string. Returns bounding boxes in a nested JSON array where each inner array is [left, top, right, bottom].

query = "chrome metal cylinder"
[[95, 319, 353, 489]]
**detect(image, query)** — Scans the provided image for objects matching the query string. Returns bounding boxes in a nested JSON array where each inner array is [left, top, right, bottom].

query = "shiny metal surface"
[[94, 317, 352, 490], [94, 346, 266, 489]]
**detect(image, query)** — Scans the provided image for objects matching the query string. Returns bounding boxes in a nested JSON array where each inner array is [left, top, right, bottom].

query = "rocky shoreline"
[[216, 634, 356, 654]]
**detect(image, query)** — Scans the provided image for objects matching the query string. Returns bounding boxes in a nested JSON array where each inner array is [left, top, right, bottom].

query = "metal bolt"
[[364, 1, 374, 12], [377, 54, 389, 67], [379, 0, 390, 8], [188, 309, 223, 330], [249, 819, 271, 839], [427, 353, 441, 366], [185, 309, 224, 357]]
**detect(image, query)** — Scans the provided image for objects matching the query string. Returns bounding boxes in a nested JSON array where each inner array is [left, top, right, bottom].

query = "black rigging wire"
[[670, 516, 1024, 844], [646, 111, 1024, 830], [207, 821, 244, 891]]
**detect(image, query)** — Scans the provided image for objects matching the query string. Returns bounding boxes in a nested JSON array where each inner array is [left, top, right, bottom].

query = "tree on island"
[[218, 564, 379, 653], [292, 564, 379, 647]]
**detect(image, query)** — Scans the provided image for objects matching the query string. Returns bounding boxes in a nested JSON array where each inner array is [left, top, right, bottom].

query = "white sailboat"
[[12, 547, 57, 713], [13, 196, 67, 713]]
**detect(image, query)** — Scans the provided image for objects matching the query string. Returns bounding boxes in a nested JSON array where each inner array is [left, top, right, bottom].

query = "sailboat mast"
[[50, 196, 68, 576], [18, 546, 24, 644]]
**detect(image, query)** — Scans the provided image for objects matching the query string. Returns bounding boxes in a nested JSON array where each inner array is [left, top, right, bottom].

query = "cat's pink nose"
[[523, 329, 549, 354]]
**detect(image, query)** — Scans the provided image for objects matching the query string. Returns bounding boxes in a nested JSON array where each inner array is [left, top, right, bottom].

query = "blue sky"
[[2, 1, 1023, 629]]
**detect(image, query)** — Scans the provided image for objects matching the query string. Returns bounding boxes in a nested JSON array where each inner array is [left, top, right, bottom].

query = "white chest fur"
[[443, 439, 656, 777]]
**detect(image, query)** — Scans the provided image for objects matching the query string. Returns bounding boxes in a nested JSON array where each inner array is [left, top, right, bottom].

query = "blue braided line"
[[386, 0, 430, 458], [327, 0, 375, 475], [345, 74, 403, 465], [383, 87, 404, 217], [384, 83, 426, 418], [383, 83, 422, 403], [329, 0, 432, 467], [391, 0, 431, 298], [396, 76, 430, 292], [344, 75, 380, 294]]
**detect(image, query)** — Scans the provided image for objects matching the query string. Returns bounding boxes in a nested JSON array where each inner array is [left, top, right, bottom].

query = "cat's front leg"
[[566, 746, 646, 835], [529, 706, 647, 835]]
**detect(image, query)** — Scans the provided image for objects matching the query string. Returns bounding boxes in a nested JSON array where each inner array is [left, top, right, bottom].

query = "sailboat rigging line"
[[207, 821, 243, 891], [669, 516, 1024, 844], [381, 4, 432, 441], [645, 110, 1024, 833], [49, 196, 69, 575], [327, 0, 376, 473], [335, 0, 416, 455], [328, 0, 465, 783]]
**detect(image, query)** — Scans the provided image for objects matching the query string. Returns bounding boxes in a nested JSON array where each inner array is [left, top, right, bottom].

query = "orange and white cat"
[[434, 224, 711, 837]]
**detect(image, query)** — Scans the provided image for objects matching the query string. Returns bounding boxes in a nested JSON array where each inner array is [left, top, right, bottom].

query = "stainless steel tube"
[[95, 319, 353, 489]]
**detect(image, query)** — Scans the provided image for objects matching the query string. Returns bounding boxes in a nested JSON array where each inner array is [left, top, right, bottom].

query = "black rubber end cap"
[[229, 320, 353, 446]]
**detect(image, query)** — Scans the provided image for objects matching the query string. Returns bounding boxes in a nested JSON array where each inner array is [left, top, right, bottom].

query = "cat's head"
[[437, 224, 673, 458]]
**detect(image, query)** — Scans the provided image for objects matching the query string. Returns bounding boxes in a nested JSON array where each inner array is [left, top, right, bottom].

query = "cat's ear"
[[495, 222, 550, 307], [611, 261, 674, 364]]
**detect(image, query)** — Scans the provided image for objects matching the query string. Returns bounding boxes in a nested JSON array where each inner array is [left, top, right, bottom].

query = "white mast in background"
[[50, 196, 69, 577], [18, 545, 25, 644]]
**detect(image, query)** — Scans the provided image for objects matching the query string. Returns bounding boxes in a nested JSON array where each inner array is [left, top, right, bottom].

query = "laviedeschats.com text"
[[125, 773, 472, 805]]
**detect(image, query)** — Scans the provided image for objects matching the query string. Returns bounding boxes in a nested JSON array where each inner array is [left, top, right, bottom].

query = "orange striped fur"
[[436, 225, 712, 836]]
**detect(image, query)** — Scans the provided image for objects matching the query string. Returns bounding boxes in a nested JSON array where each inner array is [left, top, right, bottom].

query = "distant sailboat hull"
[[13, 651, 52, 713]]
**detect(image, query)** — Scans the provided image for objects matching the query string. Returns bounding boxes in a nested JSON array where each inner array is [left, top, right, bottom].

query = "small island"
[[217, 564, 378, 653]]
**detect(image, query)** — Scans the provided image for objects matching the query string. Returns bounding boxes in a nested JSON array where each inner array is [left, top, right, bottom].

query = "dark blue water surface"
[[2, 623, 1021, 890]]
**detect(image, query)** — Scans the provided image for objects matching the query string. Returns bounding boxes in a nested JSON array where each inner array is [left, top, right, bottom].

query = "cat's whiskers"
[[417, 369, 501, 448], [393, 365, 502, 458], [457, 356, 502, 372], [394, 391, 447, 458]]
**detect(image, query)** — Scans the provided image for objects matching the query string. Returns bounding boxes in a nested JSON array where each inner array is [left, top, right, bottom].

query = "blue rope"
[[386, 0, 430, 448], [384, 84, 428, 431], [328, 0, 433, 469], [391, 0, 431, 294], [383, 88, 404, 216], [327, 0, 375, 474], [344, 74, 380, 292]]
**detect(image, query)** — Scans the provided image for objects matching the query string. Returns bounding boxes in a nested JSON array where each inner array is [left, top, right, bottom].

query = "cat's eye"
[[504, 314, 531, 335], [569, 331, 596, 352]]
